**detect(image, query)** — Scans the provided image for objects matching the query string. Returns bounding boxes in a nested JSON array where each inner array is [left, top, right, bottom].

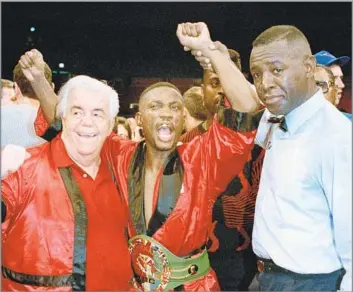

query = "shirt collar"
[[285, 88, 326, 135], [263, 88, 326, 135]]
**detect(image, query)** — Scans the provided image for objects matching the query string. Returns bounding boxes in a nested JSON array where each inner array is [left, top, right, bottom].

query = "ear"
[[51, 82, 55, 91], [200, 84, 206, 107], [135, 112, 143, 127], [14, 83, 22, 96], [304, 55, 316, 78], [13, 83, 24, 101], [183, 107, 189, 120]]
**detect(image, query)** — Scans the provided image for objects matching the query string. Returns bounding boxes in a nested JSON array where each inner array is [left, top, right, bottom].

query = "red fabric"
[[221, 149, 265, 229], [179, 108, 265, 252], [224, 96, 231, 107], [180, 124, 206, 143], [2, 134, 133, 291], [34, 107, 49, 136], [103, 115, 257, 291]]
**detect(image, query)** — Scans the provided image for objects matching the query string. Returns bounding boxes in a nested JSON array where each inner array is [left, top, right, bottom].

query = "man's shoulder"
[[323, 104, 351, 130], [341, 111, 352, 120], [2, 142, 52, 185], [317, 105, 351, 147], [180, 125, 205, 143], [21, 142, 52, 170], [103, 133, 139, 163]]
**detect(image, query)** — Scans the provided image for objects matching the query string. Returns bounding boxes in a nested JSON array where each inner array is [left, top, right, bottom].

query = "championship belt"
[[128, 235, 211, 291]]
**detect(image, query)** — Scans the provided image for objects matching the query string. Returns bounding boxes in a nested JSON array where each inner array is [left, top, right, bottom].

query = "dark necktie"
[[263, 115, 287, 149], [267, 115, 288, 132]]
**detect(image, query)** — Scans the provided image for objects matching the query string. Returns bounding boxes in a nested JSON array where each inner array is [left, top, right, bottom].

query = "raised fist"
[[1, 144, 31, 179], [18, 49, 46, 82], [176, 22, 213, 52]]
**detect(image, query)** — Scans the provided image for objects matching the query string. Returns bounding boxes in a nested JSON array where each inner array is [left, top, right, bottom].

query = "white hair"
[[56, 75, 119, 119]]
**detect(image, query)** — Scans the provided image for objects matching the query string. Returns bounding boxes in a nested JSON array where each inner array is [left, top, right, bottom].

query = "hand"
[[191, 41, 230, 71], [1, 144, 31, 179], [176, 22, 213, 52], [18, 49, 46, 82]]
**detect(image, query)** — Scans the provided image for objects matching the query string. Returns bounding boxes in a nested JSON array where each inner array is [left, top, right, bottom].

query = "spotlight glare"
[[30, 27, 36, 32], [58, 63, 65, 68]]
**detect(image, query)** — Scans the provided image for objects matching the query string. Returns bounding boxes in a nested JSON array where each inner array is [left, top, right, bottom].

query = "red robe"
[[1, 135, 133, 291], [34, 106, 49, 136], [103, 110, 258, 291]]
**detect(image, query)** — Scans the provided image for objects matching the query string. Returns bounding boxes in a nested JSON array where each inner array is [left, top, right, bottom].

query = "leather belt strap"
[[2, 266, 73, 287], [257, 258, 293, 273]]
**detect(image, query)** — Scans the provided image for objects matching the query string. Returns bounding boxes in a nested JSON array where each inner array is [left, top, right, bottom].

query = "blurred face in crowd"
[[329, 64, 345, 105], [117, 124, 130, 139], [314, 67, 336, 105], [202, 70, 224, 116], [1, 84, 16, 105]]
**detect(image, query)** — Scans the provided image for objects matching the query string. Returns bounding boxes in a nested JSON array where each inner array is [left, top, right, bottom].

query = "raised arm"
[[176, 22, 260, 113], [19, 49, 58, 123]]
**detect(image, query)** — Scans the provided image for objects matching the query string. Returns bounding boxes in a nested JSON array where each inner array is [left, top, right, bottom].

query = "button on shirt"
[[253, 89, 352, 291]]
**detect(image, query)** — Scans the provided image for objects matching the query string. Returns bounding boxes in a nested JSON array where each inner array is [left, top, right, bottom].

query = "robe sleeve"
[[182, 104, 263, 201], [34, 107, 50, 136], [1, 171, 25, 231]]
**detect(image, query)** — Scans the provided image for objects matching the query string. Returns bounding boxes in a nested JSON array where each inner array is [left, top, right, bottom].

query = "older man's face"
[[62, 88, 113, 158]]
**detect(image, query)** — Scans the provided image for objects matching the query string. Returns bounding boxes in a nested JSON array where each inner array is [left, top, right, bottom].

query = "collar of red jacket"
[[51, 133, 109, 171], [51, 133, 77, 168]]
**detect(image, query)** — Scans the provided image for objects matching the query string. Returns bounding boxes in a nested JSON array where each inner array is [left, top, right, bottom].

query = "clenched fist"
[[18, 49, 46, 82], [176, 22, 213, 52], [1, 144, 31, 179]]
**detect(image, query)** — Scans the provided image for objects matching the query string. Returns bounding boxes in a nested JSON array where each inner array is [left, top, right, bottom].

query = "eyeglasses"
[[316, 80, 335, 94]]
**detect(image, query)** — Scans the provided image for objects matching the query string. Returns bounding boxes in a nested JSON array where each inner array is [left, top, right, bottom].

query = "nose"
[[159, 106, 173, 119], [218, 86, 224, 95], [336, 77, 345, 90], [261, 72, 275, 90], [81, 113, 94, 126]]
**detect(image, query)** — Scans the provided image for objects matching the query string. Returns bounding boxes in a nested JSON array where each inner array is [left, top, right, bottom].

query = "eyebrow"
[[71, 106, 83, 111], [71, 106, 105, 113], [92, 108, 105, 113], [250, 60, 285, 71], [169, 101, 182, 106]]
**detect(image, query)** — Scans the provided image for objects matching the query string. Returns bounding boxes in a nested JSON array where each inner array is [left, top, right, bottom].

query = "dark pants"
[[259, 269, 344, 291]]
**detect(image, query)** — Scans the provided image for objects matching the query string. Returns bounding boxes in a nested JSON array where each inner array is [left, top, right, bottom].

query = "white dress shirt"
[[253, 89, 352, 291]]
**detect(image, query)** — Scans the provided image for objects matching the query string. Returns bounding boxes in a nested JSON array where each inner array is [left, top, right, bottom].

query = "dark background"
[[2, 2, 352, 114]]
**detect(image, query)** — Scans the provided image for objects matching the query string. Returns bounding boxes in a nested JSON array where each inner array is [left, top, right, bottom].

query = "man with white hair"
[[1, 75, 134, 291]]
